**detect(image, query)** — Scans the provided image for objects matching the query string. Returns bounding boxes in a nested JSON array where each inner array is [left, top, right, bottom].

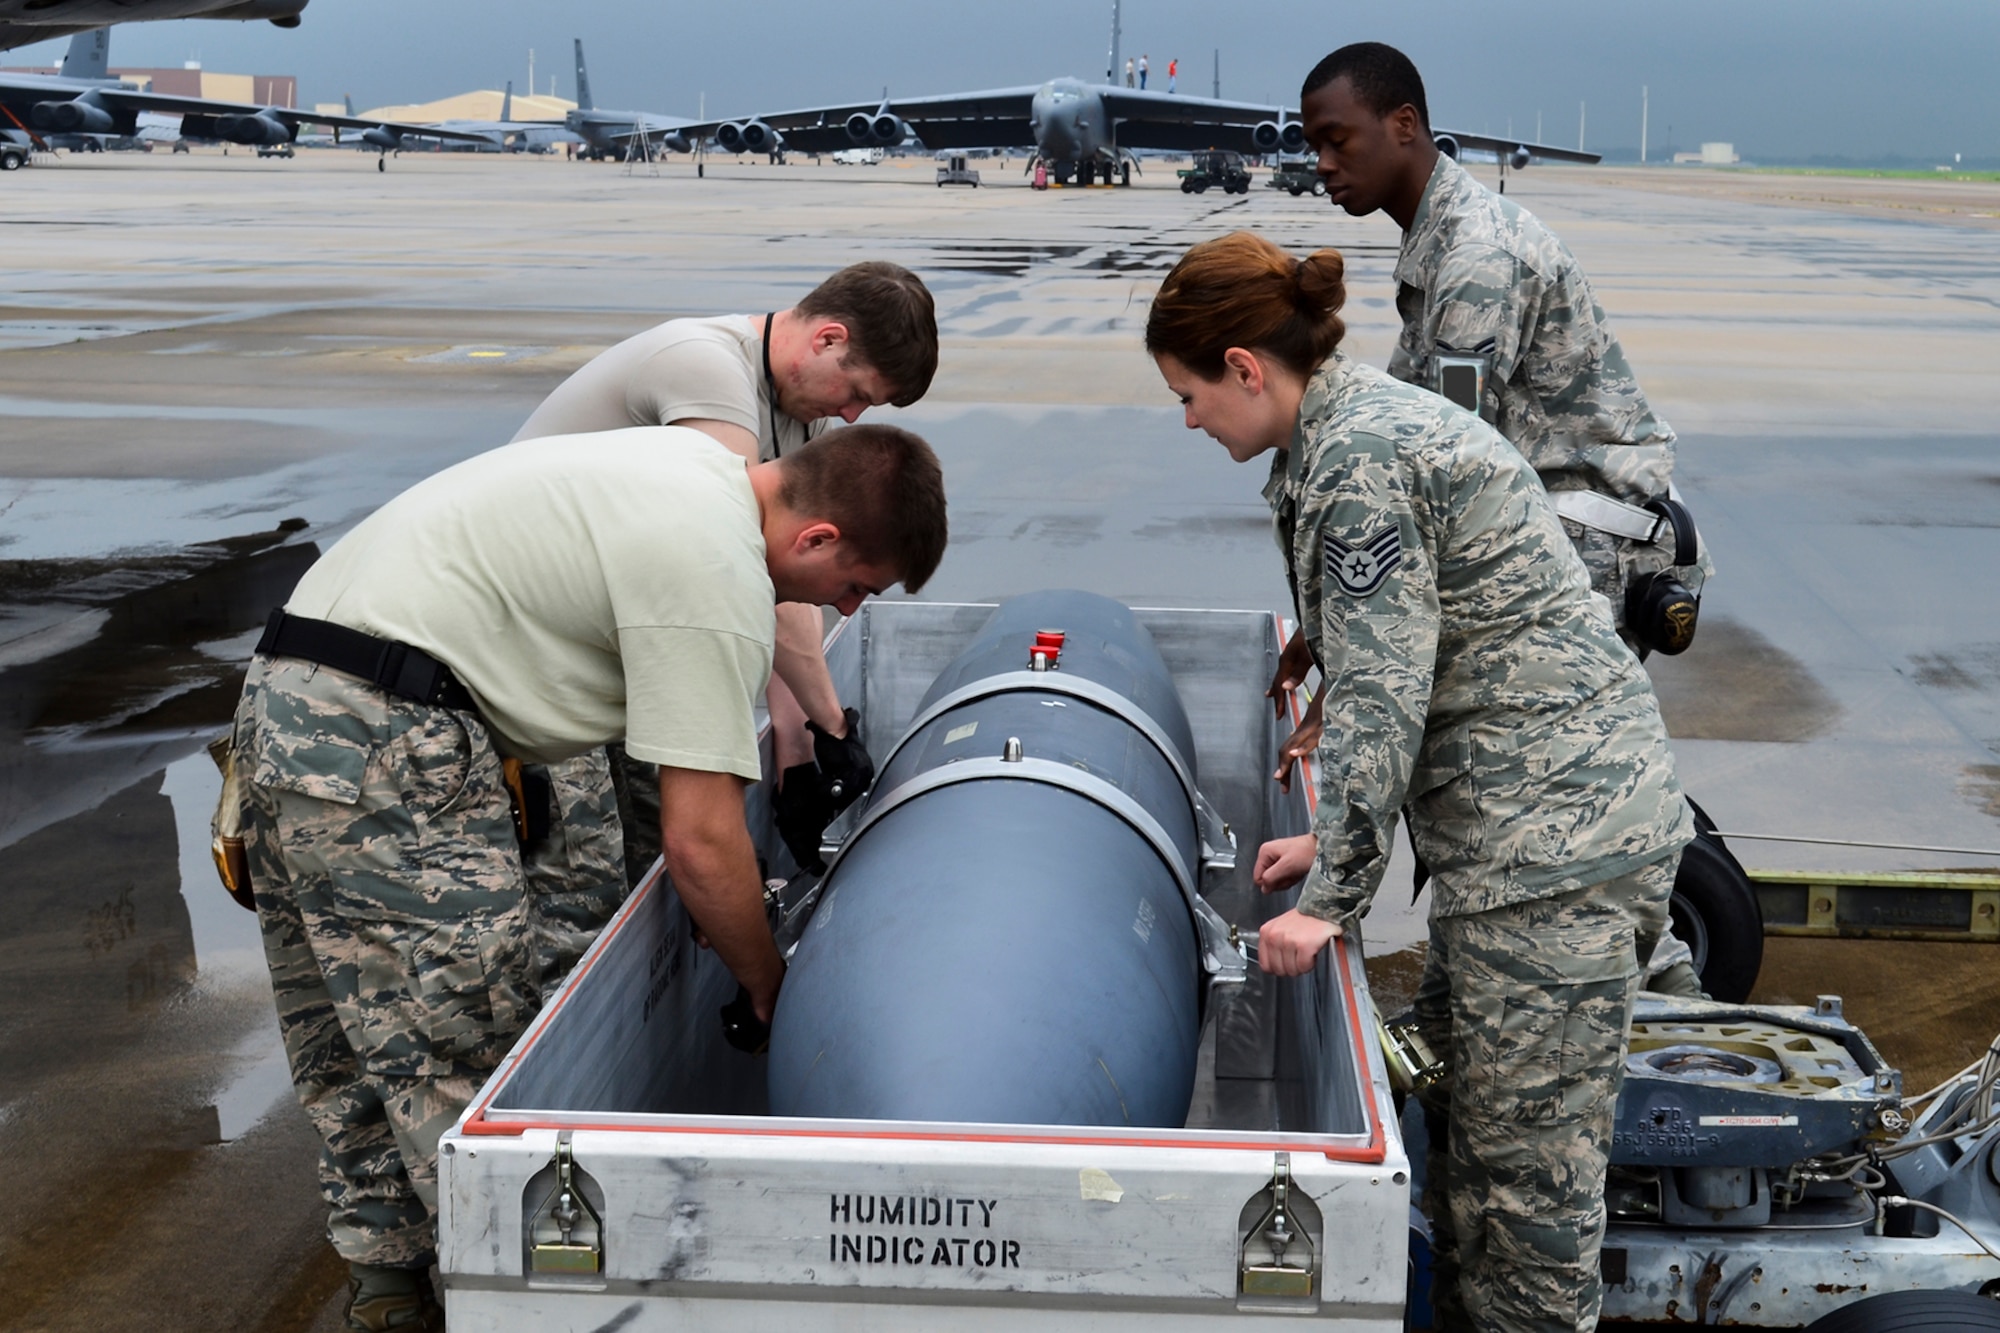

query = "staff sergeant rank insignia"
[[1324, 525, 1403, 597]]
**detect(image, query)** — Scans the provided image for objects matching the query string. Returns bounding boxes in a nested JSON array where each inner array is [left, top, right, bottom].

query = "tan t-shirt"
[[286, 427, 775, 776], [511, 313, 824, 461]]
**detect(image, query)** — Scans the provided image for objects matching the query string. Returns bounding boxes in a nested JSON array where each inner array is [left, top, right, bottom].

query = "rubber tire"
[[1313, 179, 1326, 196], [0, 151, 20, 171], [1668, 807, 1763, 1002], [1803, 1290, 2000, 1331]]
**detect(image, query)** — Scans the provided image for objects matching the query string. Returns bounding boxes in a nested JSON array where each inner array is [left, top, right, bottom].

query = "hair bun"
[[1296, 249, 1347, 315]]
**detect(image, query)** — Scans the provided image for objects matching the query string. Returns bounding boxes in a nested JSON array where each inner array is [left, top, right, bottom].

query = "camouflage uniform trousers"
[[1410, 854, 1675, 1333], [235, 656, 621, 1268], [521, 749, 628, 980], [541, 744, 661, 895]]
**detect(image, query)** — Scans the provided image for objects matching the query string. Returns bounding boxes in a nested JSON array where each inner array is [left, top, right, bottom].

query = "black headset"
[[1624, 498, 1701, 657]]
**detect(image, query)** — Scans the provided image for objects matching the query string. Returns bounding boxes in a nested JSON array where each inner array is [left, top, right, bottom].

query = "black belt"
[[255, 608, 478, 712]]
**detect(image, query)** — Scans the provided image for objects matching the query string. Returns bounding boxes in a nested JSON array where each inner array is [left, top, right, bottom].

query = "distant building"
[[358, 89, 576, 123], [1674, 141, 1739, 165]]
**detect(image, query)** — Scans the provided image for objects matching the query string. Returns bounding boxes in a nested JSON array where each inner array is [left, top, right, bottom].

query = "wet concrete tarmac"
[[2, 152, 1997, 1329]]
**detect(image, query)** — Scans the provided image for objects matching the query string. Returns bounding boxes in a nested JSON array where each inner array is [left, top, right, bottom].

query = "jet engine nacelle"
[[1434, 132, 1461, 160], [661, 133, 691, 154], [32, 98, 116, 134], [1509, 144, 1532, 170], [715, 121, 746, 152], [1251, 120, 1281, 152], [360, 127, 400, 150], [845, 112, 909, 146], [738, 120, 780, 153], [1279, 122, 1306, 153], [214, 111, 295, 146]]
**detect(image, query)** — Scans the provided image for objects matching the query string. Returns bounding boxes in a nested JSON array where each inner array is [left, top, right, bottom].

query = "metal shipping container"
[[439, 601, 1412, 1329]]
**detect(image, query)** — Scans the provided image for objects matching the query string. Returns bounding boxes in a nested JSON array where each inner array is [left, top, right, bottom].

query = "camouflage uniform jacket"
[[1388, 152, 1675, 507], [1267, 353, 1691, 928]]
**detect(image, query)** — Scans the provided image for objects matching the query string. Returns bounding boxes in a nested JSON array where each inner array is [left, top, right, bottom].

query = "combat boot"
[[345, 1264, 445, 1332]]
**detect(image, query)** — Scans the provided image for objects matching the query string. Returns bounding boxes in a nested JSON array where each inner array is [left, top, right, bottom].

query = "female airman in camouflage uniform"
[[1147, 231, 1692, 1332]]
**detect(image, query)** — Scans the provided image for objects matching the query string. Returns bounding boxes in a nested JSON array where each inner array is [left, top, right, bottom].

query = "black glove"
[[806, 707, 874, 815], [772, 762, 836, 874], [720, 984, 772, 1054]]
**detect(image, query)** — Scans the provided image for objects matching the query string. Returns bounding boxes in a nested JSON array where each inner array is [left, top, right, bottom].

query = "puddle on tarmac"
[[0, 516, 320, 1318], [1647, 615, 1841, 742]]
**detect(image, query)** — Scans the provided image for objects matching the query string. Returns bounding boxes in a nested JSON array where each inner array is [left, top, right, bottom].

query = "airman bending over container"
[[1147, 232, 1690, 1333], [232, 424, 946, 1331], [513, 261, 939, 880]]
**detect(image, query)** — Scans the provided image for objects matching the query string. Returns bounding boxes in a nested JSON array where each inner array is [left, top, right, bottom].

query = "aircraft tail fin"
[[344, 93, 355, 117], [573, 39, 593, 112], [60, 28, 111, 81], [501, 80, 513, 122]]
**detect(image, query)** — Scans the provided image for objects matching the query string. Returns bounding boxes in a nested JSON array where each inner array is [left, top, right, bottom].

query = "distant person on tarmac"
[[513, 262, 938, 883], [1147, 231, 1691, 1333], [1139, 53, 1150, 89], [232, 426, 946, 1332], [1125, 57, 1135, 87], [1167, 56, 1178, 94]]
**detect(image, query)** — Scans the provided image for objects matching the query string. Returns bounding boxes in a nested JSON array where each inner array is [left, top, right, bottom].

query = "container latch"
[[528, 1139, 603, 1275], [1239, 1151, 1317, 1301]]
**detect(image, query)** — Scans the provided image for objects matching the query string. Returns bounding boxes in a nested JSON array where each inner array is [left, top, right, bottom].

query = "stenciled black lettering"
[[903, 1237, 924, 1264], [931, 1238, 952, 1266], [829, 1233, 836, 1262], [879, 1196, 904, 1225], [840, 1235, 862, 1263], [830, 1194, 850, 1224], [978, 1199, 995, 1227], [922, 1197, 941, 1227], [951, 1237, 969, 1265], [974, 1239, 996, 1267], [1002, 1239, 1021, 1268], [856, 1195, 875, 1225], [867, 1235, 887, 1264]]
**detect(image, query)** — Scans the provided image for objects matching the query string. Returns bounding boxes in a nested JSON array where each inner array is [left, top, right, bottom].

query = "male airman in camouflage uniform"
[[1262, 352, 1691, 1331], [1294, 41, 1710, 1000], [233, 424, 946, 1331], [1301, 41, 1711, 639]]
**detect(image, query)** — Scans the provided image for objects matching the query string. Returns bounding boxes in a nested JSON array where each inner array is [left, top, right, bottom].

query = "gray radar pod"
[[766, 590, 1205, 1127]]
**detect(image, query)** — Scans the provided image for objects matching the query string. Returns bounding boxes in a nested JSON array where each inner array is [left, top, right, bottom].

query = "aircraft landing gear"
[[1119, 159, 1131, 187], [377, 155, 385, 172]]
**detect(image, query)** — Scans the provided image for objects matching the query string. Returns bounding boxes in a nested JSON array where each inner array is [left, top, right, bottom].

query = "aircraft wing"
[[1099, 88, 1289, 153], [1099, 90, 1603, 164], [1430, 129, 1600, 165], [678, 86, 1040, 154], [0, 72, 494, 144]]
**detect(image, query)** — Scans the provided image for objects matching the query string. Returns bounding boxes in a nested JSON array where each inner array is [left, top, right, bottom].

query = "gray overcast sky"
[[9, 0, 1997, 160]]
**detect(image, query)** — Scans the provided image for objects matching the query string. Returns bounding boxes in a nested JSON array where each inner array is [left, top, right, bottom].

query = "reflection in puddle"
[[0, 520, 319, 851], [212, 1026, 293, 1143]]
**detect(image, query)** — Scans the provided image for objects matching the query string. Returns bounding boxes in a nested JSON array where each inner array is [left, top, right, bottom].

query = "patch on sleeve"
[[1324, 525, 1403, 598]]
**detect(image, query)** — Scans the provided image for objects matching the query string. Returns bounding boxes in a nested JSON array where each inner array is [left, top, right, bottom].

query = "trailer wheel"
[[1803, 1290, 2000, 1331], [1669, 807, 1763, 1002]]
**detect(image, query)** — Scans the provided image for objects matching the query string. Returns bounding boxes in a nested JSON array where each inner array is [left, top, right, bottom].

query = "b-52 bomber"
[[673, 3, 1597, 187], [0, 29, 491, 170]]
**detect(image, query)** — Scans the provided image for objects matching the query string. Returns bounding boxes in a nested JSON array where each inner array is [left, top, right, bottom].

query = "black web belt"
[[254, 608, 478, 712]]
